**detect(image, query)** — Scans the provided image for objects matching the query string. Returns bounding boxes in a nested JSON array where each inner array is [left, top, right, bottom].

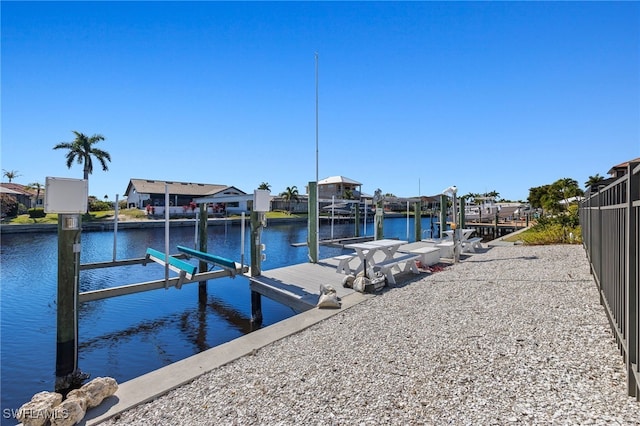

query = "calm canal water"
[[0, 216, 433, 422]]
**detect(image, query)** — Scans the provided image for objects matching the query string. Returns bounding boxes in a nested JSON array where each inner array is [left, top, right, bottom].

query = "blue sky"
[[2, 1, 639, 202]]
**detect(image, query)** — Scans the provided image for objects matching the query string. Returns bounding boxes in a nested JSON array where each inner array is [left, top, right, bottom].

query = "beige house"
[[317, 176, 363, 201]]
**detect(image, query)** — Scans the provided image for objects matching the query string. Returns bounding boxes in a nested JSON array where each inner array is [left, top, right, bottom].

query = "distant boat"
[[322, 203, 351, 215]]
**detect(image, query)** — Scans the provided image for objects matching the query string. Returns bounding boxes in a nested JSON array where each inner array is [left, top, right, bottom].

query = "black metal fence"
[[580, 161, 639, 399]]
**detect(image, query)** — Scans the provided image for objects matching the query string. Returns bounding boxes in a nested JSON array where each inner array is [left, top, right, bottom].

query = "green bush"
[[518, 204, 582, 245], [519, 223, 582, 245], [28, 208, 46, 219], [89, 200, 112, 212]]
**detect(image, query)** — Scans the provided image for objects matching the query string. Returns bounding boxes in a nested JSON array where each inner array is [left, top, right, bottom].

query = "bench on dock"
[[398, 246, 440, 266], [145, 247, 197, 288], [372, 254, 420, 285], [333, 253, 356, 275], [435, 241, 455, 259], [461, 237, 483, 253], [176, 245, 239, 277]]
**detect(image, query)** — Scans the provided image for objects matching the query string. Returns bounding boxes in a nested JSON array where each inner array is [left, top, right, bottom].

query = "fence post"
[[626, 161, 639, 397]]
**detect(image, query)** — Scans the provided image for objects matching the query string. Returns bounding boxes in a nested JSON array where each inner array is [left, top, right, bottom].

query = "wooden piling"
[[414, 201, 421, 242], [307, 182, 318, 263], [375, 204, 383, 240], [250, 211, 264, 325], [440, 195, 447, 238], [198, 203, 208, 303], [55, 214, 82, 392]]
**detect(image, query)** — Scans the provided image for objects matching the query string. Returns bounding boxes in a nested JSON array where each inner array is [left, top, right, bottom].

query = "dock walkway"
[[91, 244, 640, 425], [249, 249, 433, 313]]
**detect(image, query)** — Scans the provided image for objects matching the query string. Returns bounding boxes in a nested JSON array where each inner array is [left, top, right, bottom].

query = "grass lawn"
[[3, 209, 306, 225]]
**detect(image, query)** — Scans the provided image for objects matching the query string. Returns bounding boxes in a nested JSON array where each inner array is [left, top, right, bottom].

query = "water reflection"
[[0, 217, 432, 423]]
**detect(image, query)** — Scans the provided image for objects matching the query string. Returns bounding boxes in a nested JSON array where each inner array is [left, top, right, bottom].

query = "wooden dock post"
[[308, 182, 318, 263], [375, 203, 384, 240], [354, 203, 360, 237], [198, 203, 208, 303], [439, 195, 447, 238], [414, 201, 421, 242], [55, 214, 86, 392], [250, 211, 264, 324]]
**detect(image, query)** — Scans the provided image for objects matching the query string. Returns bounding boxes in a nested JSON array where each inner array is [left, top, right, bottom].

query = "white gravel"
[[102, 244, 640, 425]]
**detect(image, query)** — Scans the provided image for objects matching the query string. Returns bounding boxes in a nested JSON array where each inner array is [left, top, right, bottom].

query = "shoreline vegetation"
[[1, 208, 581, 245], [1, 208, 307, 225]]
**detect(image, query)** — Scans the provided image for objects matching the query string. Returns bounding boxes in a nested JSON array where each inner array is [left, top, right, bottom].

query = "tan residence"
[[124, 178, 248, 215], [317, 176, 363, 201]]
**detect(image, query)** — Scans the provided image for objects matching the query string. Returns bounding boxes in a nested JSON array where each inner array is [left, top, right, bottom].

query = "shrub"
[[519, 205, 582, 245], [1, 193, 18, 218], [89, 200, 112, 212], [28, 208, 46, 219], [519, 223, 582, 245]]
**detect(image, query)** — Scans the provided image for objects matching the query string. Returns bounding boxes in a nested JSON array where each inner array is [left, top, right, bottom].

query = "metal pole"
[[626, 161, 639, 397], [452, 192, 459, 263], [314, 52, 320, 262]]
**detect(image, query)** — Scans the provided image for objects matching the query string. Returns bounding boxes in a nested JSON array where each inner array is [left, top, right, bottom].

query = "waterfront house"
[[0, 183, 44, 209], [124, 178, 248, 215], [608, 157, 640, 178], [317, 176, 363, 201]]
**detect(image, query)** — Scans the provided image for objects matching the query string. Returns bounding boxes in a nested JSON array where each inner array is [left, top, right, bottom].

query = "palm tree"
[[53, 131, 111, 182], [585, 174, 605, 189], [258, 182, 271, 191], [2, 169, 21, 182], [280, 186, 299, 214], [25, 182, 44, 208], [552, 177, 583, 207], [344, 189, 354, 200]]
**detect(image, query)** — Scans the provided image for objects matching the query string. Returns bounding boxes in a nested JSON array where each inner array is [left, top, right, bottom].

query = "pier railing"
[[580, 161, 639, 399]]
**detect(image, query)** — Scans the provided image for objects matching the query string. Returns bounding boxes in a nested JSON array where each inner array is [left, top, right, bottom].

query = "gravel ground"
[[103, 244, 640, 425]]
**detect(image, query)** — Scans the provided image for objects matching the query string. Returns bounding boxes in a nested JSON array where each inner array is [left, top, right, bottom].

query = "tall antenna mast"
[[315, 52, 319, 259]]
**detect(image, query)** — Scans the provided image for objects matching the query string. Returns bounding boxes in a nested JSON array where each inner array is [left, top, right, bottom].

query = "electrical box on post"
[[253, 189, 271, 212], [44, 177, 88, 214]]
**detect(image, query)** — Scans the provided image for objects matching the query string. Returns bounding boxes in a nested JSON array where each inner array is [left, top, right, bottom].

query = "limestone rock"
[[341, 274, 355, 288], [50, 397, 86, 426], [317, 284, 340, 308], [74, 377, 118, 408], [17, 391, 63, 426]]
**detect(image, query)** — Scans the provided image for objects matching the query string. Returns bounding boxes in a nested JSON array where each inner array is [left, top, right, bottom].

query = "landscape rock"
[[75, 377, 118, 408], [50, 397, 86, 426], [17, 391, 63, 426]]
